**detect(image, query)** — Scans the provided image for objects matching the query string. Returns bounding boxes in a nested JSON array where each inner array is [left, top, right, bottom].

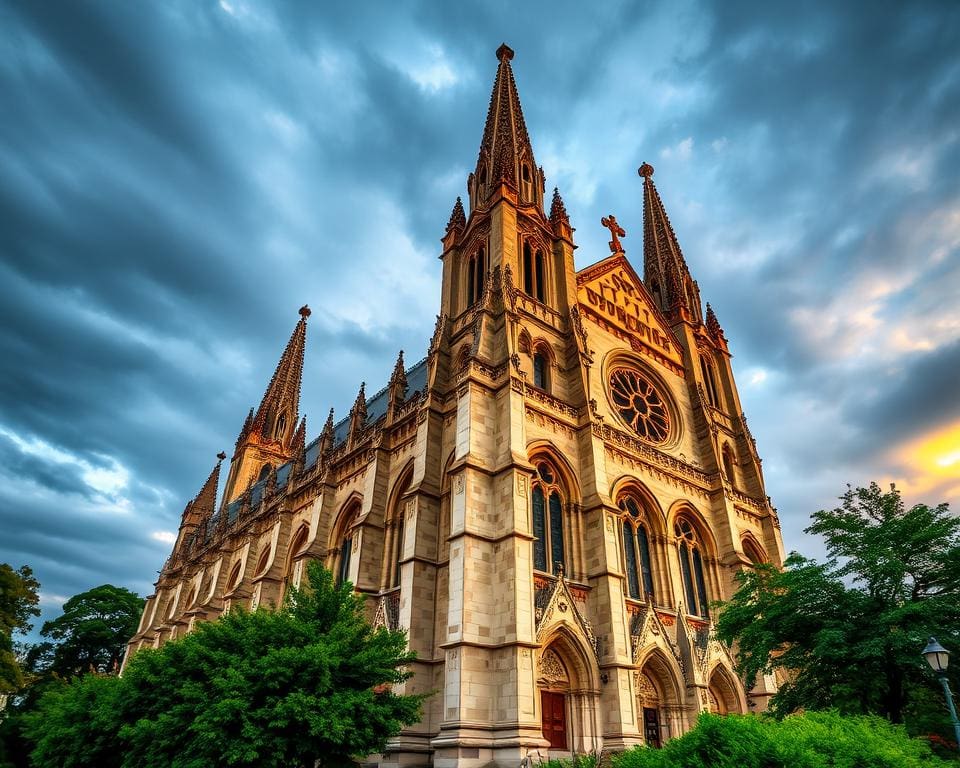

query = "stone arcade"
[[126, 44, 785, 767]]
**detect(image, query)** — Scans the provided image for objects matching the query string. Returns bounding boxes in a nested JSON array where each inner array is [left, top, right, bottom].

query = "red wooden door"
[[541, 691, 567, 749]]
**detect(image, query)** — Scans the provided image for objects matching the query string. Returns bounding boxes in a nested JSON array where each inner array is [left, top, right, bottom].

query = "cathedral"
[[125, 44, 785, 766]]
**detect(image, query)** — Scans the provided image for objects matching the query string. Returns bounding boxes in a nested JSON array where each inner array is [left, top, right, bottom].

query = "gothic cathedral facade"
[[126, 44, 785, 766]]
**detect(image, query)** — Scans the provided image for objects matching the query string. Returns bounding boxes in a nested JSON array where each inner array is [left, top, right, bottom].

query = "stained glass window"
[[608, 368, 670, 443]]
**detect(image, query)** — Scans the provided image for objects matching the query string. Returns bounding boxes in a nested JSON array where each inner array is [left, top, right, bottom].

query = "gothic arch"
[[665, 501, 719, 558], [329, 493, 363, 549], [635, 646, 686, 746], [707, 662, 745, 714], [539, 625, 599, 692], [527, 442, 581, 501], [740, 532, 767, 565], [518, 328, 532, 354], [609, 477, 667, 532]]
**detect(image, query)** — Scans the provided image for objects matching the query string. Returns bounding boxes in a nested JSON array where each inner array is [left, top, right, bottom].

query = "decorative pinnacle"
[[216, 451, 227, 462], [299, 305, 311, 319], [496, 43, 514, 61], [549, 187, 569, 225], [446, 197, 466, 233], [638, 162, 655, 179]]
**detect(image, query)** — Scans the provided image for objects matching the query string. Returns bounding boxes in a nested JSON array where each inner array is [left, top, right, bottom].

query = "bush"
[[611, 711, 955, 768]]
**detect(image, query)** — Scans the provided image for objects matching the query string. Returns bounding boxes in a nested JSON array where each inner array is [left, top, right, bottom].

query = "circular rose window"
[[608, 367, 670, 443]]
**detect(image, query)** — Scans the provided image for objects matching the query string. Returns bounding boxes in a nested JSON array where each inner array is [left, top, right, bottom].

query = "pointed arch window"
[[273, 412, 287, 441], [533, 347, 550, 391], [257, 463, 272, 483], [619, 497, 656, 603], [531, 461, 565, 575], [700, 356, 720, 408], [675, 518, 709, 618], [722, 445, 737, 488], [523, 241, 547, 303], [467, 247, 487, 307], [334, 503, 359, 588], [521, 162, 533, 200]]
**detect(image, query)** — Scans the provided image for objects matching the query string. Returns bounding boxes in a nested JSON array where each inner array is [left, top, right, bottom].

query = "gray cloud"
[[0, 0, 957, 636]]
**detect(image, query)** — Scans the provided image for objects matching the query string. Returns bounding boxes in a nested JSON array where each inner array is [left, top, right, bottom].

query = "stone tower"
[[126, 45, 785, 766]]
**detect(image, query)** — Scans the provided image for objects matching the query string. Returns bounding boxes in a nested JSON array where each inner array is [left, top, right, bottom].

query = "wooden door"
[[541, 691, 567, 750], [643, 707, 661, 748]]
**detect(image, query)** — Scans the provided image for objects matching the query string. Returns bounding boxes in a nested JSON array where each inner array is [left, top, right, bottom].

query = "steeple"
[[175, 452, 225, 554], [348, 382, 367, 447], [248, 305, 310, 449], [469, 44, 543, 210], [639, 163, 702, 323]]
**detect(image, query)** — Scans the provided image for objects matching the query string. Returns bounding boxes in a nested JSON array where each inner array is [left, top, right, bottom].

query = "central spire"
[[470, 43, 542, 210]]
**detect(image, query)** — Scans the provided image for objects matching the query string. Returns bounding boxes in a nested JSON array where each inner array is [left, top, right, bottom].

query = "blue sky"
[[1, 0, 958, 634]]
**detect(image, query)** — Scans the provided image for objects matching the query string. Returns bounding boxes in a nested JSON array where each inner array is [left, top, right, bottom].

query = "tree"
[[0, 564, 40, 694], [716, 483, 960, 731], [37, 584, 143, 677], [27, 563, 425, 768]]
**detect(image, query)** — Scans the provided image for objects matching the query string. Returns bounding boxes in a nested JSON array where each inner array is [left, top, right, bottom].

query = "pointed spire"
[[446, 197, 466, 234], [192, 451, 226, 518], [291, 416, 306, 457], [249, 306, 309, 447], [475, 43, 536, 201], [549, 187, 569, 226], [351, 382, 367, 425], [639, 163, 699, 319], [235, 407, 254, 448], [705, 303, 726, 341], [390, 350, 407, 393], [323, 407, 335, 438]]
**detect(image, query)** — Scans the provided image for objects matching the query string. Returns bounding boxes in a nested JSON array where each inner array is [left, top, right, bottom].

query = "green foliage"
[[714, 483, 960, 733], [36, 584, 143, 677], [25, 563, 424, 768], [23, 674, 123, 768], [611, 711, 954, 768], [0, 564, 40, 694], [538, 755, 599, 768]]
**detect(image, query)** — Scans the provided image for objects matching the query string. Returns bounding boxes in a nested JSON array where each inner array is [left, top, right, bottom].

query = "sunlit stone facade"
[[127, 44, 785, 767]]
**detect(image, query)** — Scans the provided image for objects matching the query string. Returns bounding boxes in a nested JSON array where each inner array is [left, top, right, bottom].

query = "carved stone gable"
[[537, 649, 569, 686]]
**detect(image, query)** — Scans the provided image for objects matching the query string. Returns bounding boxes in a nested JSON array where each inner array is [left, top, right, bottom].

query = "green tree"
[[26, 563, 425, 768], [0, 564, 40, 694], [715, 483, 960, 731], [37, 584, 143, 677], [23, 674, 123, 768]]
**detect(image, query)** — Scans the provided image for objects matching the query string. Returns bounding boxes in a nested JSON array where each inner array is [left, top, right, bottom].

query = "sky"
[[1, 0, 958, 637]]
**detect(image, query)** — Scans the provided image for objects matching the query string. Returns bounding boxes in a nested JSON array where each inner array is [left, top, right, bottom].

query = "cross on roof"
[[601, 214, 626, 254]]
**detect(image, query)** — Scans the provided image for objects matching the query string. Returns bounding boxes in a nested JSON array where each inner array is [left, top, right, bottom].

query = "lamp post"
[[922, 637, 960, 752]]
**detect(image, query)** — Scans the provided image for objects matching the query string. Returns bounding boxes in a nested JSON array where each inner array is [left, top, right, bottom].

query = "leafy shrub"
[[611, 711, 954, 768]]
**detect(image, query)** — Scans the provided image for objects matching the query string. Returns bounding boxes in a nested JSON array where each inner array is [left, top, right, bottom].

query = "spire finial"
[[299, 304, 311, 319], [496, 43, 514, 62], [638, 162, 655, 179], [216, 451, 227, 462]]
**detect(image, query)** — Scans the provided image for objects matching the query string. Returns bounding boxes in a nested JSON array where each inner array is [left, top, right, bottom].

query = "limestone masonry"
[[126, 43, 786, 767]]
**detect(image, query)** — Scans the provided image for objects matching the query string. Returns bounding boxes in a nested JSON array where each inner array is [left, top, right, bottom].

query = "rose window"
[[608, 368, 670, 443]]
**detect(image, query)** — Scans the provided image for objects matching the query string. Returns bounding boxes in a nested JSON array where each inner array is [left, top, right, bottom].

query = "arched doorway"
[[707, 664, 743, 714], [635, 649, 685, 747], [536, 631, 601, 755]]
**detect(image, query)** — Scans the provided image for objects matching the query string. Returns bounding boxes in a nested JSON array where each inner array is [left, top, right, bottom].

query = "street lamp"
[[922, 637, 960, 752]]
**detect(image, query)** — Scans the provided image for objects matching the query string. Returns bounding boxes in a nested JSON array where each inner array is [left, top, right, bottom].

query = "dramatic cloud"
[[1, 0, 957, 635]]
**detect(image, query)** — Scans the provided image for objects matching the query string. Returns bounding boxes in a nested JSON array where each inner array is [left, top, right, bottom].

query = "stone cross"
[[601, 215, 626, 253]]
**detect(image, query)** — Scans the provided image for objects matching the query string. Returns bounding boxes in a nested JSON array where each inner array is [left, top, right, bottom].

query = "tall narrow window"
[[622, 523, 641, 599], [533, 350, 548, 390], [676, 518, 709, 617], [531, 461, 566, 576], [532, 486, 547, 572], [535, 250, 545, 302], [722, 446, 737, 487], [619, 497, 657, 603], [392, 516, 404, 588], [466, 248, 487, 307], [273, 412, 287, 441], [700, 357, 720, 408], [523, 242, 533, 295], [338, 535, 352, 587]]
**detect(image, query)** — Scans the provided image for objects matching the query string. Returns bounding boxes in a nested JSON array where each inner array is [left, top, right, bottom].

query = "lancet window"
[[334, 502, 360, 588], [531, 461, 565, 576], [522, 241, 546, 303], [273, 411, 287, 441], [466, 247, 487, 307], [384, 472, 411, 589], [619, 497, 656, 603], [700, 356, 720, 409], [675, 518, 709, 617], [533, 346, 550, 391]]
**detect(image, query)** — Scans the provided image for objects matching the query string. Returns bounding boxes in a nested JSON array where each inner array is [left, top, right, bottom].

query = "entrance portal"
[[541, 690, 567, 749], [642, 707, 661, 747]]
